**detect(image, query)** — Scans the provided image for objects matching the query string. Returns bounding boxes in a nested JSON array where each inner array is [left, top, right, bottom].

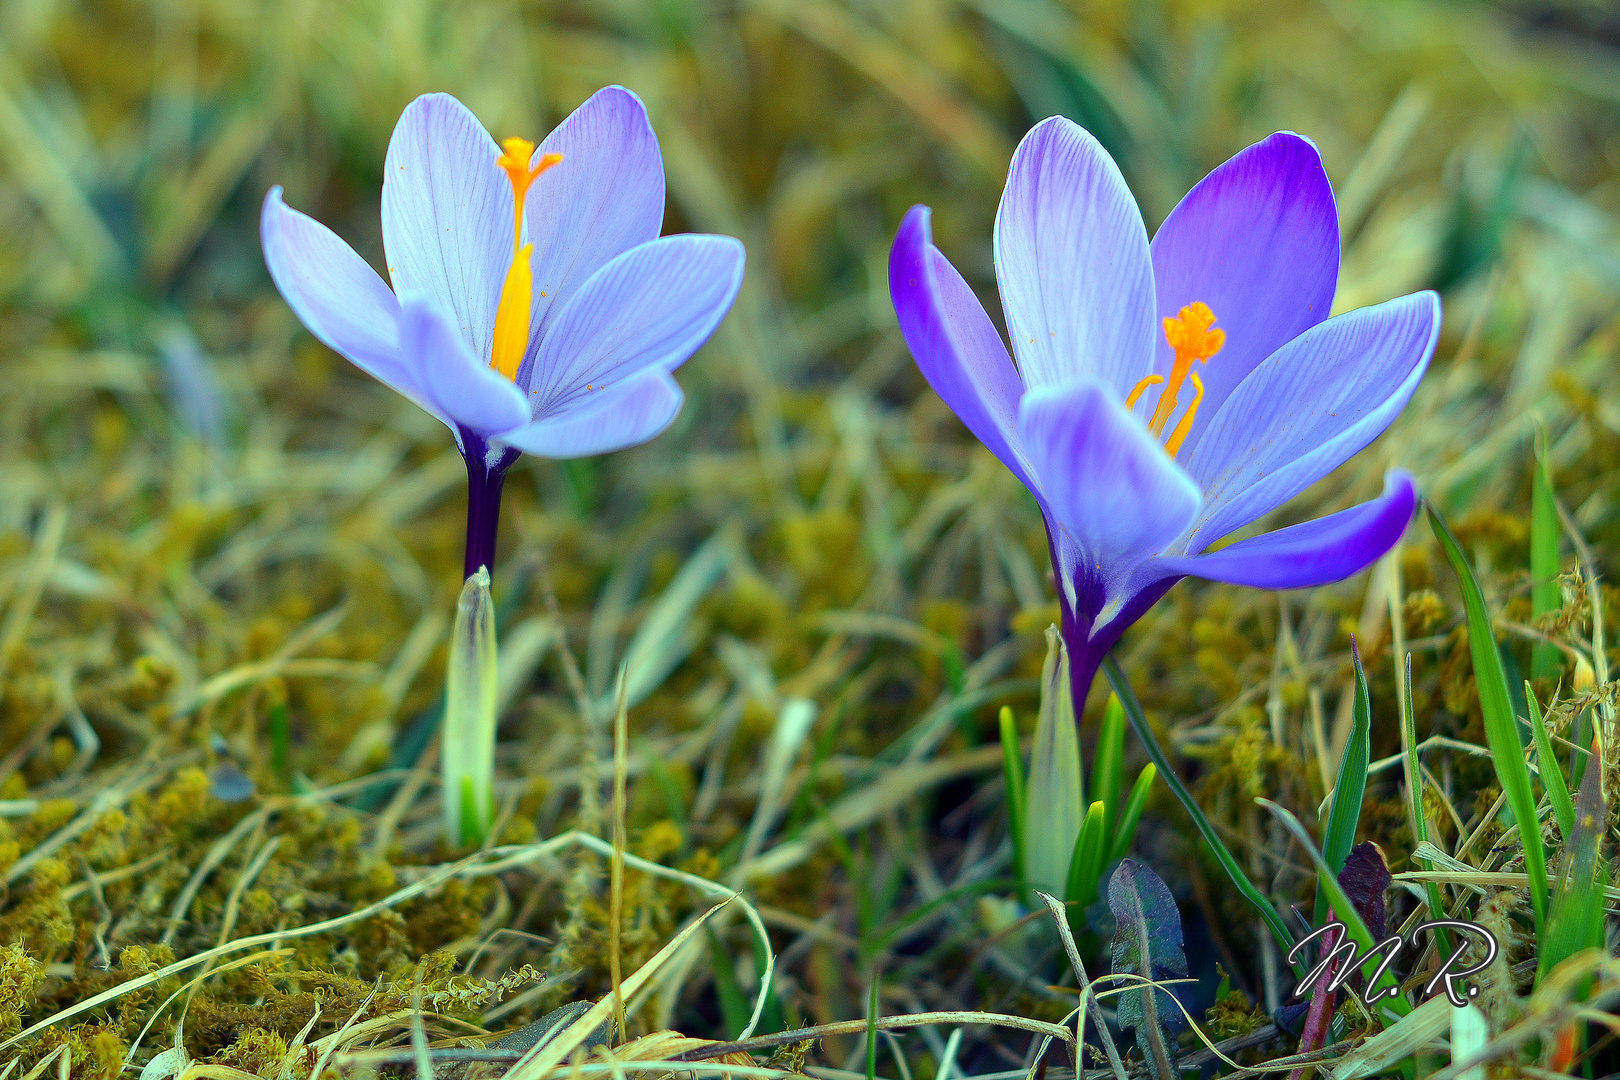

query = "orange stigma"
[[1127, 301, 1225, 457], [489, 138, 563, 381]]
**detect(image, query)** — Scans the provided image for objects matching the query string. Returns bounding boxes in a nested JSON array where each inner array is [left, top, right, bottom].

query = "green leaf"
[[1065, 800, 1107, 910], [976, 9, 1133, 168], [1108, 858, 1187, 1080], [1103, 656, 1299, 960], [1531, 429, 1562, 681], [1092, 693, 1126, 847], [1526, 682, 1574, 838], [1108, 763, 1155, 865], [1256, 799, 1411, 1020], [1314, 642, 1372, 926], [1025, 626, 1083, 901], [1428, 505, 1548, 930], [998, 705, 1027, 896]]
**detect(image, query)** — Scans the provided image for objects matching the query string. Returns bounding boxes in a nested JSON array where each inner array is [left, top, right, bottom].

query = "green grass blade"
[[999, 705, 1027, 897], [1092, 693, 1126, 848], [864, 972, 880, 1080], [1428, 505, 1548, 930], [1108, 763, 1156, 865], [1257, 799, 1411, 1020], [747, 919, 786, 1035], [868, 877, 1018, 954], [1398, 652, 1452, 955], [1103, 656, 1298, 958], [1314, 641, 1372, 928], [1531, 431, 1562, 681], [707, 927, 753, 1038], [1537, 734, 1607, 985], [1526, 681, 1574, 838]]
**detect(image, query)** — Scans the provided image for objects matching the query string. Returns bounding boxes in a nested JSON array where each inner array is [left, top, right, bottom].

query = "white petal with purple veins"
[[889, 204, 1035, 491], [401, 297, 531, 437], [525, 234, 743, 412], [1150, 472, 1417, 589], [1184, 291, 1439, 553], [500, 370, 683, 458], [1147, 132, 1340, 454], [522, 86, 667, 376], [261, 188, 451, 423], [381, 93, 510, 367], [994, 117, 1156, 398], [1017, 379, 1201, 585]]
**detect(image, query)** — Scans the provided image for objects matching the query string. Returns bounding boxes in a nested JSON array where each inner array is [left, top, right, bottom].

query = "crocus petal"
[[523, 86, 667, 368], [401, 297, 531, 437], [1154, 471, 1416, 588], [1017, 379, 1201, 580], [1148, 132, 1339, 455], [524, 234, 744, 412], [499, 370, 682, 458], [890, 204, 1033, 489], [1184, 290, 1439, 553], [994, 116, 1156, 397], [381, 93, 509, 367], [261, 187, 423, 409]]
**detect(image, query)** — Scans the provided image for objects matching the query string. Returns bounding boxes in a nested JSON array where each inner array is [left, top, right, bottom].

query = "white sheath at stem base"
[[443, 565, 498, 847]]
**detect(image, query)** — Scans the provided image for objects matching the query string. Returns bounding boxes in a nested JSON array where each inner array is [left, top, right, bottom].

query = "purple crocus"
[[262, 88, 745, 578], [890, 118, 1439, 708]]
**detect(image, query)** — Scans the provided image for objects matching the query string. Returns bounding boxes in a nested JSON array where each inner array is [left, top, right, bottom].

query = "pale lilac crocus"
[[890, 118, 1440, 708], [263, 88, 745, 578]]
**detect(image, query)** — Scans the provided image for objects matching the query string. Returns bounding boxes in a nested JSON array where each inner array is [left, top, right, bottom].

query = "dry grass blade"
[[1326, 994, 1451, 1080], [1035, 890, 1128, 1080], [749, 0, 1009, 176], [0, 501, 66, 676], [503, 899, 736, 1080], [611, 664, 630, 1041], [660, 1012, 1080, 1073]]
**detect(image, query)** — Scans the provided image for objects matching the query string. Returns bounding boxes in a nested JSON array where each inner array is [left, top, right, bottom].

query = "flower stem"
[[461, 431, 521, 580]]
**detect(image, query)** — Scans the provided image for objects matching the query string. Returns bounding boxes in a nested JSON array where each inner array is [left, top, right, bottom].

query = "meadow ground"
[[0, 1, 1617, 1076]]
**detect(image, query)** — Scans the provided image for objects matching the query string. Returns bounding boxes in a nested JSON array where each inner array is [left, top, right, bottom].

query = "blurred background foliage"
[[0, 0, 1618, 1073]]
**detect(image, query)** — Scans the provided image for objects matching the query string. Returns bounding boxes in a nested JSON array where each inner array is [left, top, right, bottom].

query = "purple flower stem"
[[461, 429, 521, 581]]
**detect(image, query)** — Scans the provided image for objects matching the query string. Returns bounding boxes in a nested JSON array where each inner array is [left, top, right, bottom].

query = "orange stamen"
[[1125, 374, 1164, 409], [1162, 372, 1204, 458], [1146, 302, 1225, 438], [490, 139, 563, 381]]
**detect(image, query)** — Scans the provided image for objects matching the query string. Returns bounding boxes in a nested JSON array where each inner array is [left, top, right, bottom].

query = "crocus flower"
[[263, 88, 746, 578], [890, 118, 1439, 708]]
